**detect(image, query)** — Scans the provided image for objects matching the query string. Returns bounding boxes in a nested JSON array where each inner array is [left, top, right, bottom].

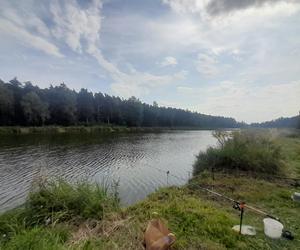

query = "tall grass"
[[24, 180, 120, 226], [2, 226, 69, 250], [193, 130, 283, 176], [0, 179, 119, 248]]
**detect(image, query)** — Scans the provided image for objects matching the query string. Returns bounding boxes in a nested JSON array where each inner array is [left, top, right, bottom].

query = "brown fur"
[[144, 219, 176, 250]]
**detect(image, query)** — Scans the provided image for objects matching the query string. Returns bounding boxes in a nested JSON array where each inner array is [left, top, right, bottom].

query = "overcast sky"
[[0, 0, 299, 123]]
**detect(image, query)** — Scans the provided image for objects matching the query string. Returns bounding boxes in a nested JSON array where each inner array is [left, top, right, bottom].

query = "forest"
[[250, 115, 300, 128], [0, 78, 241, 128]]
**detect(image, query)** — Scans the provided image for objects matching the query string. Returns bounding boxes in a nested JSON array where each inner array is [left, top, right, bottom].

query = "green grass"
[[1, 179, 299, 249], [0, 180, 119, 249], [2, 226, 69, 250], [0, 126, 131, 135], [66, 179, 300, 249], [187, 174, 300, 249], [0, 126, 164, 135], [24, 180, 119, 226], [276, 136, 300, 177], [194, 130, 284, 176]]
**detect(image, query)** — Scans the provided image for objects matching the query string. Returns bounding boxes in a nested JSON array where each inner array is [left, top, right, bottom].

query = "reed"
[[193, 130, 283, 176]]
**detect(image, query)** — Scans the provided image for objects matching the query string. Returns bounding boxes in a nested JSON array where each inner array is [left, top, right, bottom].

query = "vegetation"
[[0, 78, 241, 128], [193, 130, 284, 176], [25, 180, 119, 225], [0, 125, 161, 135], [0, 180, 119, 249], [251, 115, 300, 129], [1, 177, 299, 249]]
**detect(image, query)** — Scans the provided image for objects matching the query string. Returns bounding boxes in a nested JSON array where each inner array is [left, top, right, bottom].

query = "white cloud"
[[160, 0, 300, 56], [89, 43, 187, 98], [0, 18, 63, 58], [162, 0, 209, 15], [163, 0, 300, 18], [195, 53, 219, 77], [48, 0, 188, 98], [50, 0, 102, 53], [177, 81, 300, 122], [160, 56, 178, 67]]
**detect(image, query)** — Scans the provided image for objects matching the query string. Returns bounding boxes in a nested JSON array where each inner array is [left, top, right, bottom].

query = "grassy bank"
[[0, 129, 299, 249], [0, 126, 162, 135], [1, 177, 299, 249], [0, 126, 218, 135]]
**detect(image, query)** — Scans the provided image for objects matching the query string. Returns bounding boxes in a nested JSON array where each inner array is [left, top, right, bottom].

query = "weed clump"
[[0, 179, 119, 248], [24, 180, 120, 226], [2, 227, 69, 250], [193, 130, 283, 176]]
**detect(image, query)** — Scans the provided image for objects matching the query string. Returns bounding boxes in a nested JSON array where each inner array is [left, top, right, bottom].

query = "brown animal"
[[144, 219, 176, 250]]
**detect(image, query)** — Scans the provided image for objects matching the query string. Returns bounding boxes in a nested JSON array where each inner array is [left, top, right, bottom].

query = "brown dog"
[[144, 219, 176, 250]]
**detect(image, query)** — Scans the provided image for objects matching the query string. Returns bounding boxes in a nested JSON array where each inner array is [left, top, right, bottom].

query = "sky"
[[0, 0, 299, 123]]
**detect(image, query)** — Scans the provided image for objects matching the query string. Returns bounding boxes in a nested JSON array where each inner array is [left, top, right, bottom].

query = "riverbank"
[[1, 175, 299, 249], [0, 126, 161, 135], [0, 126, 226, 135], [0, 130, 299, 249]]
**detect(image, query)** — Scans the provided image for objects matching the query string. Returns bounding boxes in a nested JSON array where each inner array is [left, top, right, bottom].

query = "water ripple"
[[0, 131, 216, 211]]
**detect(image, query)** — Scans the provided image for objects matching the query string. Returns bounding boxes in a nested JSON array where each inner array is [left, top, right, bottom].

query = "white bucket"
[[263, 218, 283, 239]]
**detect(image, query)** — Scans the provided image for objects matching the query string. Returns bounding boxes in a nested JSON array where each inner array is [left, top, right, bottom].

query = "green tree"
[[47, 84, 77, 125], [77, 88, 94, 124], [0, 81, 14, 125], [123, 97, 143, 126], [21, 92, 49, 125], [0, 77, 244, 128], [94, 92, 104, 123]]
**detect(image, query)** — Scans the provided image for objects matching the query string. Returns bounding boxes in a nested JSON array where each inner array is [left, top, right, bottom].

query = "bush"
[[23, 180, 120, 226], [193, 130, 283, 176], [0, 180, 119, 248]]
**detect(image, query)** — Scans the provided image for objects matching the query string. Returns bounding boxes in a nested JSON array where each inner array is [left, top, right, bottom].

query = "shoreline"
[[0, 125, 234, 135]]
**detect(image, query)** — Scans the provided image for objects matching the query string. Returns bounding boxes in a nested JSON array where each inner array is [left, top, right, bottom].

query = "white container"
[[263, 218, 283, 239], [232, 225, 256, 235], [291, 192, 300, 202]]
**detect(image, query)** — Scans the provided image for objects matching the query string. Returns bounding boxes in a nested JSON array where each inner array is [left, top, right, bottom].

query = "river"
[[0, 130, 217, 212]]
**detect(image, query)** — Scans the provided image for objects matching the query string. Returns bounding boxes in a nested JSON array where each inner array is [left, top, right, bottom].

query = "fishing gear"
[[233, 202, 245, 234], [152, 167, 295, 240], [282, 230, 294, 240]]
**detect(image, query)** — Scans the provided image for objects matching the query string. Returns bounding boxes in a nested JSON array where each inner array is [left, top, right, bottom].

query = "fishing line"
[[150, 165, 280, 220], [148, 165, 296, 239]]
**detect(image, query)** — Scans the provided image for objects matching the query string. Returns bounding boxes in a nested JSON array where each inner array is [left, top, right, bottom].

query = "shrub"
[[193, 130, 283, 176], [0, 180, 119, 248], [23, 180, 120, 226]]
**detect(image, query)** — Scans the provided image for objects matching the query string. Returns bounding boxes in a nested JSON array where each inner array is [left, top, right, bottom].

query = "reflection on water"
[[0, 130, 216, 211]]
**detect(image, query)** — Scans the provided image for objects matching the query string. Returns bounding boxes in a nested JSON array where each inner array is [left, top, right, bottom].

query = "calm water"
[[0, 130, 216, 212]]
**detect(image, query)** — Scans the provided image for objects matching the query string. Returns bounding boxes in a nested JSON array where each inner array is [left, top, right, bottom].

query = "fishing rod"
[[152, 166, 296, 237], [164, 168, 295, 239], [154, 166, 272, 215]]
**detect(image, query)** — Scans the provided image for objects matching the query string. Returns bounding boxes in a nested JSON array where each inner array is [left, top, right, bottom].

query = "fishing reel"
[[233, 202, 245, 211]]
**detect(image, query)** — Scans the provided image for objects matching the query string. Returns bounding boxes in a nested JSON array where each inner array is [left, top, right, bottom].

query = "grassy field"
[[0, 129, 299, 249]]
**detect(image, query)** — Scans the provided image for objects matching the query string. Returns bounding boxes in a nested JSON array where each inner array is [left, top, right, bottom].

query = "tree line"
[[250, 115, 300, 129], [0, 78, 242, 128]]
